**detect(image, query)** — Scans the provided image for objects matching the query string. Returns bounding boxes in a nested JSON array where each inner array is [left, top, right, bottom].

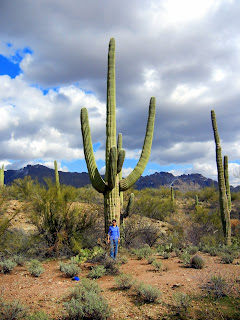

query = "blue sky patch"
[[0, 54, 21, 78]]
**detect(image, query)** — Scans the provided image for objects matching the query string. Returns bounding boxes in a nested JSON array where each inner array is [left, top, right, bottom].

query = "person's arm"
[[117, 226, 120, 242]]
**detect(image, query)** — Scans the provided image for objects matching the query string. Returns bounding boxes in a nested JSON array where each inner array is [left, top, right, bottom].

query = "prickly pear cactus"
[[80, 38, 156, 232]]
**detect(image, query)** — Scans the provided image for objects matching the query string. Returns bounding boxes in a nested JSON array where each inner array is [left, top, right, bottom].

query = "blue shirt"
[[108, 225, 120, 239]]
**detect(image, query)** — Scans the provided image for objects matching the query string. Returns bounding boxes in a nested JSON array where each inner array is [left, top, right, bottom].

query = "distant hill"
[[4, 164, 240, 192]]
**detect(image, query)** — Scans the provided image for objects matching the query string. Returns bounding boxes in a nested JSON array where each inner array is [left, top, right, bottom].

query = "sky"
[[1, 0, 240, 186]]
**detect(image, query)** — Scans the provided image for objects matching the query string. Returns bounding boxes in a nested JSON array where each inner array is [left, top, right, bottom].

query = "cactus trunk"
[[54, 160, 60, 195], [0, 165, 4, 187], [211, 110, 231, 246], [80, 38, 155, 234]]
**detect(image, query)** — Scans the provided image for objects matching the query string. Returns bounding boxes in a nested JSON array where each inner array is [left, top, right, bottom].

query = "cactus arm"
[[105, 38, 116, 182], [125, 193, 134, 217], [211, 110, 231, 245], [108, 146, 117, 190], [119, 97, 156, 191], [117, 149, 125, 174], [80, 107, 107, 193], [224, 155, 231, 212]]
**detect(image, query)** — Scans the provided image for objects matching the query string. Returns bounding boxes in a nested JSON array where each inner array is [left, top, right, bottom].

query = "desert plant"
[[88, 265, 106, 279], [59, 261, 81, 278], [54, 160, 60, 195], [181, 251, 191, 267], [132, 244, 153, 259], [135, 282, 162, 303], [0, 259, 17, 273], [0, 164, 4, 187], [152, 260, 163, 271], [101, 254, 120, 275], [208, 247, 219, 256], [190, 255, 205, 269], [221, 252, 236, 264], [28, 259, 45, 277], [80, 38, 156, 232], [173, 292, 192, 314], [163, 251, 170, 259], [26, 310, 50, 319], [12, 254, 27, 266], [203, 274, 231, 298], [115, 273, 134, 290], [65, 278, 110, 320], [187, 245, 198, 255], [117, 255, 128, 264], [147, 256, 156, 264], [0, 297, 28, 319], [211, 110, 231, 246]]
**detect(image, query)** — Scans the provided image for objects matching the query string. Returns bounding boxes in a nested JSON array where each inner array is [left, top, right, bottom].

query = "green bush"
[[12, 254, 27, 266], [0, 259, 17, 273], [132, 244, 153, 259], [203, 274, 231, 298], [187, 245, 198, 255], [115, 273, 134, 290], [65, 278, 110, 320], [117, 255, 128, 264], [163, 251, 170, 259], [147, 256, 156, 264], [151, 260, 163, 271], [0, 298, 28, 319], [28, 260, 45, 277], [59, 261, 81, 278], [221, 253, 236, 264], [88, 265, 106, 279], [181, 251, 191, 267], [190, 255, 205, 269], [208, 247, 219, 256], [173, 292, 192, 313], [135, 282, 162, 303], [26, 311, 50, 319], [101, 255, 120, 275]]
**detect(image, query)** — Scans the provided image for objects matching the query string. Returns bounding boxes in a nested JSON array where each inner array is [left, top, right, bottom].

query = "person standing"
[[107, 219, 120, 259]]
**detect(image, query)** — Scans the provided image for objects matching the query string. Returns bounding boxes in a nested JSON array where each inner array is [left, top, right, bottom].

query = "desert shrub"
[[173, 292, 192, 313], [65, 278, 110, 320], [163, 251, 170, 259], [203, 274, 231, 298], [26, 311, 50, 319], [147, 256, 156, 264], [221, 253, 236, 264], [132, 244, 153, 259], [28, 259, 45, 277], [181, 251, 191, 267], [101, 255, 120, 275], [174, 248, 182, 257], [208, 247, 219, 256], [12, 254, 27, 266], [0, 297, 28, 319], [88, 265, 106, 279], [0, 259, 17, 273], [152, 260, 163, 271], [190, 255, 205, 269], [59, 261, 81, 278], [135, 282, 162, 303], [115, 273, 134, 290], [187, 245, 198, 255], [117, 255, 128, 264]]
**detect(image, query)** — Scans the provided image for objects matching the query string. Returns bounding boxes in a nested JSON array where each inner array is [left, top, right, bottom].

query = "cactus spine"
[[211, 110, 231, 246], [0, 164, 4, 187], [80, 38, 156, 232], [54, 160, 60, 195]]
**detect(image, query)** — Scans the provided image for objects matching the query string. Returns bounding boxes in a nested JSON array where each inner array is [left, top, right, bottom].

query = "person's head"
[[112, 219, 117, 226]]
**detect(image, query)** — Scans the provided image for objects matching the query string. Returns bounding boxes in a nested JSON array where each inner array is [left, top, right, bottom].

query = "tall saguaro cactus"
[[54, 160, 60, 195], [211, 110, 231, 246], [0, 164, 4, 187], [81, 38, 156, 232]]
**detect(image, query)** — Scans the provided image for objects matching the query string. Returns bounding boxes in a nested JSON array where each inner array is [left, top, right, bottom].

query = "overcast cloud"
[[0, 0, 240, 186]]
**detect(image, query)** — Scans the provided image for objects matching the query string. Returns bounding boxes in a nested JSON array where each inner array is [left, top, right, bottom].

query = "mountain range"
[[3, 164, 240, 192]]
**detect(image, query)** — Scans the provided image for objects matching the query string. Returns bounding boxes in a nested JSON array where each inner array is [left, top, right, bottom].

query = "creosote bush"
[[181, 251, 191, 267], [59, 261, 81, 278], [115, 273, 134, 290], [151, 260, 163, 271], [88, 265, 106, 279], [64, 278, 110, 320], [0, 259, 17, 274], [135, 282, 162, 303], [0, 298, 28, 319], [28, 259, 45, 277], [203, 274, 231, 298], [173, 292, 192, 313], [221, 252, 236, 264], [190, 255, 205, 269], [132, 244, 153, 260], [147, 256, 156, 264]]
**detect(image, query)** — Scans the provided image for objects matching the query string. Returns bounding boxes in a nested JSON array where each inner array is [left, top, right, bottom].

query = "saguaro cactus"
[[81, 38, 156, 232], [0, 164, 4, 187], [211, 110, 231, 245], [54, 160, 60, 195], [224, 155, 231, 212]]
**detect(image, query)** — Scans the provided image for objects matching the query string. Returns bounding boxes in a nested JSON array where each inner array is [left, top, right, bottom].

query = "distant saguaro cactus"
[[54, 160, 60, 195], [211, 110, 231, 246], [0, 164, 4, 187], [80, 38, 156, 232], [171, 186, 174, 202]]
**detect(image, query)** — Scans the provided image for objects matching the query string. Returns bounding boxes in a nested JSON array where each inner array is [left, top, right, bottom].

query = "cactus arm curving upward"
[[119, 97, 156, 191], [224, 155, 231, 212], [80, 108, 107, 193]]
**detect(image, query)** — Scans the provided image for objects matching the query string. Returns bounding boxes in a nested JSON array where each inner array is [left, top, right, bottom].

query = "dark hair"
[[112, 219, 116, 222]]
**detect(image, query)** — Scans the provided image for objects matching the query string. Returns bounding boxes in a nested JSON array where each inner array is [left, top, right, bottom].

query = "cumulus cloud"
[[0, 0, 240, 185]]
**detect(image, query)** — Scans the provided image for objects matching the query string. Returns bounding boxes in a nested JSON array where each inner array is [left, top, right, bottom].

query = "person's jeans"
[[110, 238, 118, 259]]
